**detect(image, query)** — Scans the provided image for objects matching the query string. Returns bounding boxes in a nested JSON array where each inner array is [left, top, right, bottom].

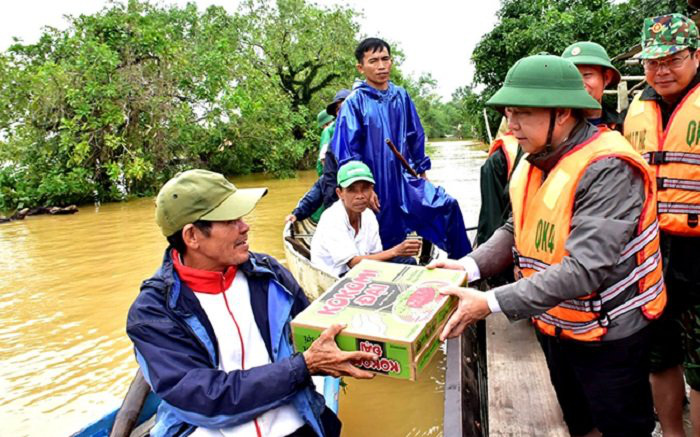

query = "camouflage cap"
[[640, 13, 699, 59]]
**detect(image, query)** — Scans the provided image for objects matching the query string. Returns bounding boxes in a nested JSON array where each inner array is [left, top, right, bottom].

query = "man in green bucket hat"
[[431, 53, 664, 436], [562, 41, 623, 130], [623, 13, 700, 437]]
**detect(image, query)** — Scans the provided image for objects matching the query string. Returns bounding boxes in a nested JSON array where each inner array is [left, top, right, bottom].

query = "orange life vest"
[[624, 84, 700, 236], [509, 129, 666, 341], [488, 133, 520, 179]]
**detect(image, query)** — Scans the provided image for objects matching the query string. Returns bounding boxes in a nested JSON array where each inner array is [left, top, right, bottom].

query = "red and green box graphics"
[[291, 260, 466, 380]]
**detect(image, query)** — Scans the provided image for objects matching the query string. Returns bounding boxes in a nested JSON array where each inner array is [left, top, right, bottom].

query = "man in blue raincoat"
[[323, 38, 471, 259]]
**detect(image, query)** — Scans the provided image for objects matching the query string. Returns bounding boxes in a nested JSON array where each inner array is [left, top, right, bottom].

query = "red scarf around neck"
[[171, 249, 237, 294]]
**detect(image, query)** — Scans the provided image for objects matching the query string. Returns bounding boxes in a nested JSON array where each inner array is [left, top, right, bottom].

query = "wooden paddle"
[[385, 138, 419, 178], [109, 369, 151, 437]]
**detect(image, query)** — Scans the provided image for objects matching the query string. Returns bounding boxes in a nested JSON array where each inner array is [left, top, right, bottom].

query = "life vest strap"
[[619, 219, 658, 263], [658, 202, 700, 215], [559, 249, 661, 312], [643, 151, 700, 166], [513, 219, 658, 273], [657, 177, 700, 192], [535, 278, 665, 335], [511, 247, 550, 272]]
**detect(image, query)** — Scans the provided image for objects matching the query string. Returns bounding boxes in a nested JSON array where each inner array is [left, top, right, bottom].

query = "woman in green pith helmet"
[[431, 54, 665, 437]]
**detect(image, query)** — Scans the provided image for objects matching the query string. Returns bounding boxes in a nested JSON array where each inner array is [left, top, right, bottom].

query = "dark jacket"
[[320, 150, 339, 209], [126, 250, 340, 437], [293, 178, 324, 222], [589, 101, 623, 132], [475, 146, 524, 246]]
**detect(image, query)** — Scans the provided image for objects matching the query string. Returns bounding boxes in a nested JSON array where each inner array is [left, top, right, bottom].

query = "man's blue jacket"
[[126, 249, 340, 437], [292, 178, 323, 222], [327, 80, 472, 259]]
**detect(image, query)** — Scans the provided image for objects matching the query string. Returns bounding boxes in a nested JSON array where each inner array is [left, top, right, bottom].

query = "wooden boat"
[[73, 372, 339, 437], [283, 219, 337, 300], [72, 371, 158, 437], [283, 218, 488, 436]]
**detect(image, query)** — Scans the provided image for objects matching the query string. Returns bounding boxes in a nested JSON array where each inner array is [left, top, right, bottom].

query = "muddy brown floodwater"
[[0, 140, 485, 436]]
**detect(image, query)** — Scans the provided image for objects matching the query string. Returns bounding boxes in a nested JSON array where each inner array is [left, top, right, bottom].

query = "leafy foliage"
[[464, 0, 692, 141], [0, 0, 364, 210]]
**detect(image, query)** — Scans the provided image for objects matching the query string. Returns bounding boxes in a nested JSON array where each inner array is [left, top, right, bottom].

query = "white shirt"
[[311, 200, 383, 276], [190, 272, 305, 437], [459, 256, 501, 313]]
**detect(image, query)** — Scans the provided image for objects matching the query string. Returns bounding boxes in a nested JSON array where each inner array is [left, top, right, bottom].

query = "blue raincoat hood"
[[329, 79, 471, 258]]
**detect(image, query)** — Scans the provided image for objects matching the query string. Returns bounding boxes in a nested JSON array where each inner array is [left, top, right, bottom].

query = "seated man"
[[126, 169, 377, 437], [311, 161, 420, 277]]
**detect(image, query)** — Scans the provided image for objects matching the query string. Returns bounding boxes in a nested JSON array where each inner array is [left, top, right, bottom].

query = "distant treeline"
[[0, 0, 464, 211], [3, 0, 686, 211]]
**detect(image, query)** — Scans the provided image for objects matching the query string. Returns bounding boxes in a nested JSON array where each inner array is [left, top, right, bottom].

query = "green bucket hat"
[[337, 161, 375, 188], [155, 169, 267, 237], [640, 13, 699, 59], [561, 41, 621, 88], [486, 54, 600, 110], [317, 110, 334, 129]]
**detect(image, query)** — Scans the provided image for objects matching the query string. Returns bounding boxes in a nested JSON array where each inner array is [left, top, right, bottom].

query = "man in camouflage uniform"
[[623, 14, 700, 436]]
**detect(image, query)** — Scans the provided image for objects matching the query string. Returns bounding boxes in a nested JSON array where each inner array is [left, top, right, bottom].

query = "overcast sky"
[[0, 0, 500, 100]]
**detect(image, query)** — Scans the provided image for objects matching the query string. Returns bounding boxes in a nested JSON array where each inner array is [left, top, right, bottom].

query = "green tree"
[[230, 0, 360, 173], [0, 0, 363, 210], [465, 0, 691, 141]]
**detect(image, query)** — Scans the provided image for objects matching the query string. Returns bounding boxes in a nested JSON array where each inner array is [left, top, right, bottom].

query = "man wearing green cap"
[[286, 89, 351, 225], [562, 41, 622, 130], [311, 161, 420, 277], [623, 13, 700, 436], [430, 53, 665, 436], [476, 42, 622, 255], [316, 109, 335, 174], [126, 169, 377, 437]]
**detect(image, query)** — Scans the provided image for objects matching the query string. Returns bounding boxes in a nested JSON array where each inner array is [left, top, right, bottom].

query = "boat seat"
[[285, 236, 311, 260]]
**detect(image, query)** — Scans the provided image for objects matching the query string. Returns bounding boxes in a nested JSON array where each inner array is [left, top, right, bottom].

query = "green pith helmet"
[[561, 41, 621, 88], [486, 54, 600, 110], [316, 110, 334, 129], [155, 169, 267, 237], [641, 13, 699, 59], [337, 160, 375, 188]]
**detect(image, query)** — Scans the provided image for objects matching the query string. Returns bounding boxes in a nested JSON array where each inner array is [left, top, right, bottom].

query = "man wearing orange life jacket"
[[431, 54, 666, 436], [475, 130, 522, 248], [475, 130, 522, 286], [476, 41, 621, 253], [623, 13, 700, 437]]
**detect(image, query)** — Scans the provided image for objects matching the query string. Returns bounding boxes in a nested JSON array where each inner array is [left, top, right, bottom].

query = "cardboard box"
[[291, 260, 466, 380]]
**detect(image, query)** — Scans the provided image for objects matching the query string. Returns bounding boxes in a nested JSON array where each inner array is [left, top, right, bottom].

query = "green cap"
[[486, 54, 600, 110], [337, 161, 375, 188], [561, 41, 621, 88], [317, 110, 334, 129], [640, 13, 699, 59], [155, 169, 267, 237]]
